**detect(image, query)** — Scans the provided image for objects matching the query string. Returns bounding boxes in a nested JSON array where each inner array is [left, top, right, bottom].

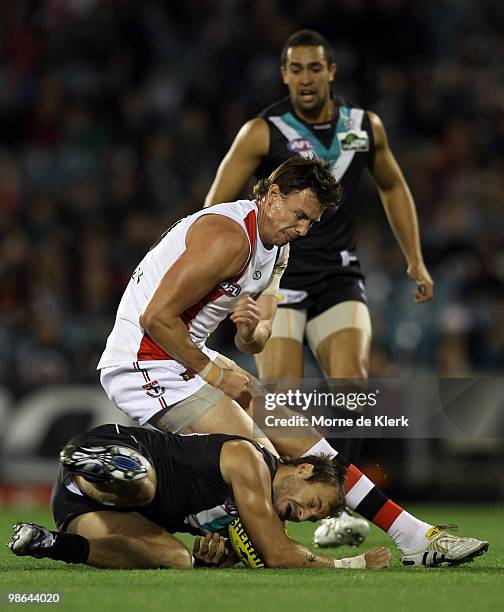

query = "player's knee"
[[130, 475, 156, 506], [341, 360, 368, 379], [157, 546, 193, 570]]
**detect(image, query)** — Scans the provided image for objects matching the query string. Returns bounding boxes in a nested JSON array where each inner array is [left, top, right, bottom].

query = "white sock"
[[303, 439, 432, 550], [387, 511, 433, 552], [302, 438, 338, 459]]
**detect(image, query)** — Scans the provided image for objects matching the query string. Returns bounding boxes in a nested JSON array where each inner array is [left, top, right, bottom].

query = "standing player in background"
[[205, 29, 433, 546]]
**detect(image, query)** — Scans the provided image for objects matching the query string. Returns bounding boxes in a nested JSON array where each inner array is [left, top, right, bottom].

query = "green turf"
[[0, 504, 502, 612]]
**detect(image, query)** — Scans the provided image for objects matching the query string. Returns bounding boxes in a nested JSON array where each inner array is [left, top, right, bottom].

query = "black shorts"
[[51, 425, 154, 532], [279, 272, 368, 320]]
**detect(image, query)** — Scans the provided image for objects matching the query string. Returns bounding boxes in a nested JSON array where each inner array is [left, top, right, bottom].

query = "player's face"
[[273, 473, 339, 523], [281, 46, 336, 119], [264, 186, 323, 247]]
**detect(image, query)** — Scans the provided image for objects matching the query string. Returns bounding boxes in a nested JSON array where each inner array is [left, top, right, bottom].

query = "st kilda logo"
[[142, 380, 166, 398]]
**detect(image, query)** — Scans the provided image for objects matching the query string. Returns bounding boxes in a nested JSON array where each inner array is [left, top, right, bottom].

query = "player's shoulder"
[[222, 438, 264, 457], [188, 211, 250, 255], [333, 94, 369, 115], [221, 438, 270, 472]]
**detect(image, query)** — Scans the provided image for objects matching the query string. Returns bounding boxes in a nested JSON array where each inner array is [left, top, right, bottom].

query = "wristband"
[[262, 245, 289, 296], [333, 554, 366, 569], [197, 361, 224, 387]]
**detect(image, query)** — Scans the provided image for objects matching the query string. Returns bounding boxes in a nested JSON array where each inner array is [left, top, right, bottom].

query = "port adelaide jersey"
[[124, 428, 279, 536], [257, 96, 375, 284]]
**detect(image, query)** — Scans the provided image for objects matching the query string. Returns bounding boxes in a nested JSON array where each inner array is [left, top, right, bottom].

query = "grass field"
[[0, 504, 502, 612]]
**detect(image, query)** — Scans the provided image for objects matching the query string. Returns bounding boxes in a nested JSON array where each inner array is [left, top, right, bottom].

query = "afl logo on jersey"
[[219, 281, 241, 297], [287, 138, 314, 154]]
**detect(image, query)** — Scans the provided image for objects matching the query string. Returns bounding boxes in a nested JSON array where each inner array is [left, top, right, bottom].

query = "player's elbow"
[[262, 550, 291, 568], [139, 308, 165, 334]]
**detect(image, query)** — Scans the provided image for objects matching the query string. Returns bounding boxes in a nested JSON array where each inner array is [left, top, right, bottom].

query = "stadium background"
[[0, 0, 502, 508]]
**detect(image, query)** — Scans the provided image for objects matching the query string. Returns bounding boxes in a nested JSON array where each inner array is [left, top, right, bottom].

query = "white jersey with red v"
[[98, 200, 285, 367]]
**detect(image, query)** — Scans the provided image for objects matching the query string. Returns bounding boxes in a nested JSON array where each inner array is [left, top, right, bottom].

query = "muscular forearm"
[[380, 184, 425, 266], [141, 315, 210, 372], [267, 541, 365, 569]]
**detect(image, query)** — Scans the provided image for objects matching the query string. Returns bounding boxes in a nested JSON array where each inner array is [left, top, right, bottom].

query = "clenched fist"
[[230, 294, 260, 344]]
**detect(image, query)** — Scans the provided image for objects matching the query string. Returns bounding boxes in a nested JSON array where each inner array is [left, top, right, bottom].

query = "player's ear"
[[280, 65, 288, 85], [267, 183, 281, 206], [296, 463, 315, 479], [328, 63, 337, 82]]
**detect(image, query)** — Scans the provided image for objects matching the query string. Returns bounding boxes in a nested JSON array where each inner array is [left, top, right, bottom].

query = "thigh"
[[306, 299, 371, 379], [67, 511, 190, 569], [67, 510, 169, 539], [186, 394, 278, 457], [255, 307, 307, 380]]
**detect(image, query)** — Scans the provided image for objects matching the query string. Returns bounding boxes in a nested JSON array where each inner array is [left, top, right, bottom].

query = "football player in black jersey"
[[206, 31, 433, 395], [8, 425, 391, 570], [205, 29, 433, 546]]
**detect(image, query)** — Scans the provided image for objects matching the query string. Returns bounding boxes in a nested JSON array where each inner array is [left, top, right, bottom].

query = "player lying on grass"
[[8, 424, 390, 570], [92, 153, 488, 565]]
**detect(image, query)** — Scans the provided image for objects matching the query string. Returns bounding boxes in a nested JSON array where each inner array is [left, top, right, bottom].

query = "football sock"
[[303, 438, 432, 551], [45, 532, 90, 564]]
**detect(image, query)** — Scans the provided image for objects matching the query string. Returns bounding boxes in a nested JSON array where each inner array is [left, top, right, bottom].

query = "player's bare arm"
[[231, 293, 277, 354], [231, 243, 289, 353], [220, 440, 390, 569], [204, 118, 270, 206], [139, 215, 250, 397], [368, 111, 434, 303]]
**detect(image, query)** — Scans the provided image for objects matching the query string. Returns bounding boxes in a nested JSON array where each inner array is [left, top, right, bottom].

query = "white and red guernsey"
[[98, 200, 284, 369]]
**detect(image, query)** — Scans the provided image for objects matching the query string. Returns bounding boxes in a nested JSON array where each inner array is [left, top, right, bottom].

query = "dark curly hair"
[[252, 156, 342, 212]]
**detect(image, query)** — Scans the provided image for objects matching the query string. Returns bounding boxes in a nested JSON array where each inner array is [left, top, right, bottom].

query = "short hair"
[[281, 30, 335, 67], [252, 156, 342, 212], [281, 454, 346, 516]]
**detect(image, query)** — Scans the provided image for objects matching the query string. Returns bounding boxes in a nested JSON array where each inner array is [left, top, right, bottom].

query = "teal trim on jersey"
[[201, 515, 235, 532], [280, 106, 353, 161]]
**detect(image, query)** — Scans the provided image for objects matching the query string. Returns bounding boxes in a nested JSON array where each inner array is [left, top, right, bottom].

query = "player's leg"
[[68, 511, 193, 569], [59, 443, 156, 507], [9, 511, 193, 569], [306, 300, 371, 461], [149, 358, 278, 455], [258, 426, 488, 564], [254, 307, 306, 380]]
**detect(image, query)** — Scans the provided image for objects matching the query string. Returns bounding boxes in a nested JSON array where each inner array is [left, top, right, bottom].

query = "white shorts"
[[100, 347, 221, 426]]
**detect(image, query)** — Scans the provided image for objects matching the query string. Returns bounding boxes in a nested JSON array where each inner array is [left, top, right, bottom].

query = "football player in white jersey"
[[96, 154, 488, 569], [97, 155, 340, 450]]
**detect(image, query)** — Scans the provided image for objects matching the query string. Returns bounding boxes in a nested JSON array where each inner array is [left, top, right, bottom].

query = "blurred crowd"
[[0, 0, 502, 392]]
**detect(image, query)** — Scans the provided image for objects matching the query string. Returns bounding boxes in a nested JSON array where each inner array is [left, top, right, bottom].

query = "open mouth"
[[299, 89, 316, 102]]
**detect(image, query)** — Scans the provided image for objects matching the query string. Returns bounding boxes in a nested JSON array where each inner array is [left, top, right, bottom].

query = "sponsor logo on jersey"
[[179, 369, 196, 382], [142, 380, 166, 398], [219, 281, 241, 297], [253, 270, 262, 280], [277, 288, 309, 305], [338, 130, 369, 152], [287, 138, 314, 154]]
